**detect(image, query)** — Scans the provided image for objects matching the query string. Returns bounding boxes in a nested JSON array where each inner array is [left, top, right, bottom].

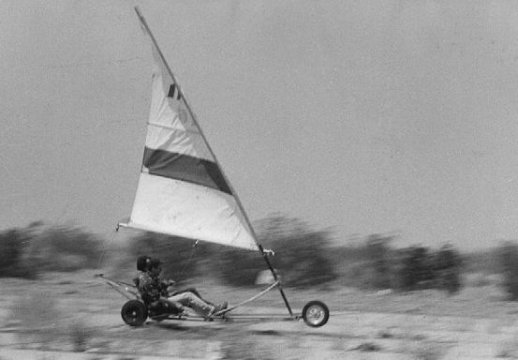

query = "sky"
[[2, 0, 518, 250]]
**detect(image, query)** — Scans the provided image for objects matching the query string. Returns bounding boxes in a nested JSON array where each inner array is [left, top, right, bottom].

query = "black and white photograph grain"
[[2, 1, 518, 359]]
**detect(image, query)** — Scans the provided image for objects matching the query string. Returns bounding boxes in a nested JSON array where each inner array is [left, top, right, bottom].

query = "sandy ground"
[[1, 270, 518, 359]]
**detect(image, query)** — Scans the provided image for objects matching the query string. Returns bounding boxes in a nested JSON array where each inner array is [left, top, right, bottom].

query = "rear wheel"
[[121, 300, 148, 326], [302, 300, 329, 327]]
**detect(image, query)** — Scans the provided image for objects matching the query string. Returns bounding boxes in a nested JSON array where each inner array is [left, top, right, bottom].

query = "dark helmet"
[[148, 258, 162, 270], [136, 255, 151, 272]]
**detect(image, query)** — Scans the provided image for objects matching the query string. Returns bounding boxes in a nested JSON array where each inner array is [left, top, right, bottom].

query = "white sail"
[[126, 11, 258, 251]]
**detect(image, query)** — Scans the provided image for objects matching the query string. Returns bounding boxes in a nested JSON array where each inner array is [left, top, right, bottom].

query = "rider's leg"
[[171, 288, 215, 306], [168, 292, 214, 317]]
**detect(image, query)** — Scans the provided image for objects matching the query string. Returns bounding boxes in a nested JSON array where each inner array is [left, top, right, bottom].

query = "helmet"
[[136, 255, 151, 272], [148, 258, 162, 270]]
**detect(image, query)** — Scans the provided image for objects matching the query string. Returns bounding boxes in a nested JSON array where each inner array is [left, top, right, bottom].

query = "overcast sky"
[[2, 0, 518, 249]]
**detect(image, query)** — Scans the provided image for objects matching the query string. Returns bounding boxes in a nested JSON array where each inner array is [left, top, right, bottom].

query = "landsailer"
[[97, 6, 329, 328]]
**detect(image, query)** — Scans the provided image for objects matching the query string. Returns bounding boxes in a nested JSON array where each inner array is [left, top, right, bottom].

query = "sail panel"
[[146, 42, 213, 162], [129, 173, 258, 251], [142, 147, 232, 194], [129, 13, 260, 251]]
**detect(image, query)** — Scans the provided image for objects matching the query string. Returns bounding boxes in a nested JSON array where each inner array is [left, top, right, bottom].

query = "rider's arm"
[[158, 278, 175, 296]]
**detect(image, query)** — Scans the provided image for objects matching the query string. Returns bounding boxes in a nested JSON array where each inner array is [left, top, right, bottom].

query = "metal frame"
[[95, 274, 139, 300], [95, 273, 299, 320]]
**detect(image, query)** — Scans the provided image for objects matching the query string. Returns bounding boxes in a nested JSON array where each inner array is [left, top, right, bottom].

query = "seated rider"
[[133, 255, 152, 292], [137, 257, 227, 318], [135, 255, 203, 300], [136, 255, 151, 278]]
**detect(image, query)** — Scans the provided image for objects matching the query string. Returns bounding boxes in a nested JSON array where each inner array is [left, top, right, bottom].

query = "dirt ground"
[[1, 270, 518, 359]]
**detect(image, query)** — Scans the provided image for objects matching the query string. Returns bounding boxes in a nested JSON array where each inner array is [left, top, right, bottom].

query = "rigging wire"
[[97, 228, 119, 269], [175, 239, 199, 281]]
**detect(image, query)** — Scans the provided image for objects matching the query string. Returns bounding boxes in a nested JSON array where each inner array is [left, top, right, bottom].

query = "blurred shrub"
[[0, 222, 103, 277], [0, 228, 36, 278], [398, 246, 435, 291], [257, 214, 337, 288], [26, 224, 103, 272], [396, 244, 462, 294], [214, 214, 338, 288], [499, 241, 518, 300], [326, 239, 395, 290], [434, 244, 462, 294], [365, 234, 393, 289], [214, 247, 263, 287]]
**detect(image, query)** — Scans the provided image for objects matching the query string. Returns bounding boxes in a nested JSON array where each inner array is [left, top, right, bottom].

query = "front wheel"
[[302, 300, 329, 327], [121, 300, 148, 326]]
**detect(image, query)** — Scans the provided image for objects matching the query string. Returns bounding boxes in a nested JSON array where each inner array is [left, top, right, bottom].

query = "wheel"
[[121, 300, 148, 326], [302, 300, 329, 327]]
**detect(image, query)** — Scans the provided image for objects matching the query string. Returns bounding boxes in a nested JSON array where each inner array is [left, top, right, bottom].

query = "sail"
[[126, 12, 259, 251]]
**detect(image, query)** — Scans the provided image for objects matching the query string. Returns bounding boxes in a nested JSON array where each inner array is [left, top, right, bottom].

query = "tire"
[[302, 300, 329, 327], [121, 300, 148, 326]]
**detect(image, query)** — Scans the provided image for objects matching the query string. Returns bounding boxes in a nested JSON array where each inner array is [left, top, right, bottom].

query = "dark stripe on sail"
[[167, 84, 181, 100], [167, 84, 176, 98], [142, 148, 232, 194]]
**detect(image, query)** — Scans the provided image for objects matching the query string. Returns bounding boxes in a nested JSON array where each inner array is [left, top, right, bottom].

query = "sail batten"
[[129, 7, 259, 251]]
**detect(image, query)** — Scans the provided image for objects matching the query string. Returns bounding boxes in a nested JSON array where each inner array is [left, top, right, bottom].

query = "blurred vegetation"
[[366, 235, 393, 289], [399, 246, 435, 290], [499, 241, 518, 300], [396, 244, 462, 294], [0, 222, 102, 278], [0, 228, 34, 278], [215, 214, 338, 288], [330, 235, 463, 294], [3, 216, 518, 299], [434, 245, 462, 294]]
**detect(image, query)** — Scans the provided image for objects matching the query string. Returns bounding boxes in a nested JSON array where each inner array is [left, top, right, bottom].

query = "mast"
[[134, 7, 293, 316]]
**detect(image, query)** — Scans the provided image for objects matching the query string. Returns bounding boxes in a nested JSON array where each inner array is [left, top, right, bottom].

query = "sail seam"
[[147, 121, 200, 135]]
